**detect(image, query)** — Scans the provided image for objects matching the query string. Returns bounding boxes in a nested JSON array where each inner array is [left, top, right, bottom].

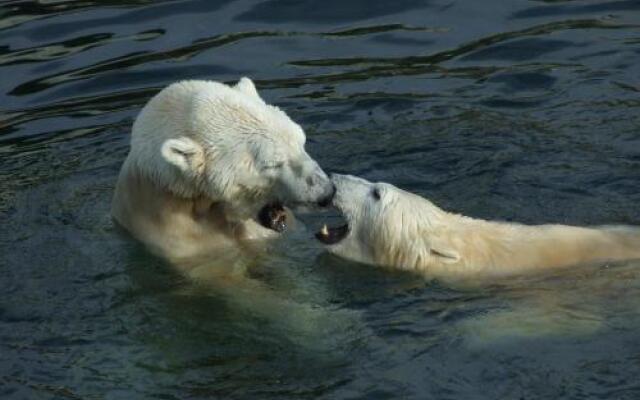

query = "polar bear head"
[[316, 174, 460, 269], [129, 78, 334, 226]]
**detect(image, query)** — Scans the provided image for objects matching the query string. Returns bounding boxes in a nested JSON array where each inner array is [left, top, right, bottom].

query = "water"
[[2, 0, 640, 398]]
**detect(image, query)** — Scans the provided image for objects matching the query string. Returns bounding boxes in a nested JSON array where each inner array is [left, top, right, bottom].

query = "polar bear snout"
[[330, 174, 372, 208], [277, 157, 335, 208], [317, 188, 335, 208], [307, 169, 335, 207], [316, 178, 336, 207]]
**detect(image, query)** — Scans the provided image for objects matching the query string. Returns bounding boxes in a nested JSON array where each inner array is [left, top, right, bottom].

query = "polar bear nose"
[[309, 169, 335, 206], [317, 183, 336, 207]]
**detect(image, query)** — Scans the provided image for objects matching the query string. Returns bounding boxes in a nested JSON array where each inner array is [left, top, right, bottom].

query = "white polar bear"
[[112, 78, 334, 267], [316, 174, 640, 282]]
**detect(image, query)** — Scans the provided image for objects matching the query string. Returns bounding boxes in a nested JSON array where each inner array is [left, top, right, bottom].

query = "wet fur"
[[327, 175, 640, 280], [111, 78, 325, 272]]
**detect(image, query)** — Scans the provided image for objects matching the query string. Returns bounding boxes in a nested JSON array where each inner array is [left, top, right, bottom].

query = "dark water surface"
[[2, 1, 640, 398]]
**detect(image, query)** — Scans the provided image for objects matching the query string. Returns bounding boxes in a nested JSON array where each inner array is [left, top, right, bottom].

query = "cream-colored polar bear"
[[112, 78, 334, 268], [316, 174, 640, 282]]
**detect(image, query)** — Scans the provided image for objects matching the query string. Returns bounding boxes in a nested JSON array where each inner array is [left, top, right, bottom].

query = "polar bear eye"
[[371, 188, 381, 201]]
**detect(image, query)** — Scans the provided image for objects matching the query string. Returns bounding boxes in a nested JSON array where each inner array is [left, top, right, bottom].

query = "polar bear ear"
[[429, 237, 460, 264], [234, 77, 263, 102], [161, 137, 204, 174], [430, 247, 460, 264]]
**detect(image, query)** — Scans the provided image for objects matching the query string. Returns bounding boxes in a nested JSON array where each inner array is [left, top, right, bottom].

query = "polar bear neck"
[[414, 214, 640, 278], [372, 197, 640, 279]]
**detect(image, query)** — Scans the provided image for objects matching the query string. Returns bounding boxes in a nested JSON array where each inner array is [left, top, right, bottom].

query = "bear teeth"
[[320, 224, 329, 236]]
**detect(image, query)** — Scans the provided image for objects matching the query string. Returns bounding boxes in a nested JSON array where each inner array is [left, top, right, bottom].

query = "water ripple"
[[0, 30, 163, 66], [288, 19, 636, 67], [3, 1, 640, 398], [8, 31, 288, 96]]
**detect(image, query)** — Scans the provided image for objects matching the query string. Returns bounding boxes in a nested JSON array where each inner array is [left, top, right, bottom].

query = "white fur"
[[112, 78, 333, 267], [325, 174, 640, 281]]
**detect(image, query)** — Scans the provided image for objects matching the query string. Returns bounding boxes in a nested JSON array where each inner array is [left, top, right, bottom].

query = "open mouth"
[[315, 222, 349, 245], [258, 202, 287, 233]]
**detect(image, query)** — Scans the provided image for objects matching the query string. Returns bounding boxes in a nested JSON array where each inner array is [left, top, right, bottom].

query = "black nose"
[[317, 184, 336, 208]]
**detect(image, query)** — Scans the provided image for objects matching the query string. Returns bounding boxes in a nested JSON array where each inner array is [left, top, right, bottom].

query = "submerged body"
[[317, 174, 640, 280]]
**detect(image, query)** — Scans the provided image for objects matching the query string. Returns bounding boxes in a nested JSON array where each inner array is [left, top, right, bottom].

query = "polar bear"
[[112, 78, 334, 267], [316, 174, 640, 282]]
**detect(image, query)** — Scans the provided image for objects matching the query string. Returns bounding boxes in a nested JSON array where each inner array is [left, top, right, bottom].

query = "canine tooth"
[[321, 224, 329, 236]]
